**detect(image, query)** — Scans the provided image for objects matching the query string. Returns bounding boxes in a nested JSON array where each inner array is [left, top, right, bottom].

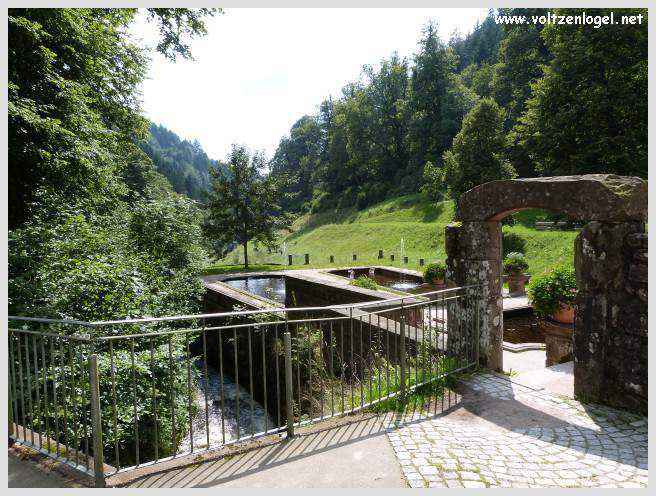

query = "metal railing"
[[8, 285, 481, 487]]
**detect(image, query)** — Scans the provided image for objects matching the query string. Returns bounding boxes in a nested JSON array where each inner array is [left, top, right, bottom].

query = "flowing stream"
[[178, 359, 275, 452]]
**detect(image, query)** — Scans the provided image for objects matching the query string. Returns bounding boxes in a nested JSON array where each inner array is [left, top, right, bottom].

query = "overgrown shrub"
[[351, 276, 378, 290], [503, 252, 528, 275], [423, 262, 446, 283], [527, 266, 578, 317], [502, 226, 527, 257]]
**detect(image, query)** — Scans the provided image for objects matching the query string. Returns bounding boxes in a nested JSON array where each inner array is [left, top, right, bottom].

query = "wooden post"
[[304, 254, 310, 265], [390, 254, 395, 262], [288, 254, 293, 266], [352, 254, 357, 262], [403, 256, 408, 264], [378, 249, 383, 259], [329, 255, 334, 263]]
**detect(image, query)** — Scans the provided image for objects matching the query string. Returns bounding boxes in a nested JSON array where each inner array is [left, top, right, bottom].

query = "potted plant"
[[503, 252, 529, 297], [527, 266, 578, 324], [423, 262, 446, 288]]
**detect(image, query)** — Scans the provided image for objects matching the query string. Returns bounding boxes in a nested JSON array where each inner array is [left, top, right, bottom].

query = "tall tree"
[[8, 8, 218, 230], [9, 8, 218, 322], [439, 98, 516, 200], [407, 21, 457, 175], [269, 115, 323, 213], [512, 8, 647, 178], [204, 145, 288, 268]]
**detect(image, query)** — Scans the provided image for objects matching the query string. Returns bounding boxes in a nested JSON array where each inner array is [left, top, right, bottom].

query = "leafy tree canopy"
[[204, 145, 290, 268]]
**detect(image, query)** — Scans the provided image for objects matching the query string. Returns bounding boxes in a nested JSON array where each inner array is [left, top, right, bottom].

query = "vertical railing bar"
[[425, 302, 430, 385], [150, 336, 160, 461], [25, 334, 35, 446], [359, 314, 363, 409], [329, 320, 334, 417], [441, 292, 446, 413], [295, 323, 301, 419], [248, 327, 255, 439], [109, 340, 120, 471], [384, 313, 390, 399], [60, 338, 69, 462], [39, 334, 49, 453], [274, 325, 280, 429], [340, 319, 344, 414], [185, 332, 193, 452], [8, 332, 18, 442], [319, 323, 324, 421], [80, 342, 89, 471], [399, 299, 406, 401], [349, 307, 354, 413], [233, 327, 240, 441], [131, 338, 140, 466], [69, 341, 80, 467], [368, 312, 372, 405], [88, 354, 106, 487], [218, 328, 226, 445], [32, 332, 42, 451], [415, 305, 419, 387], [283, 331, 294, 437], [262, 326, 268, 434], [307, 324, 312, 422], [16, 333, 27, 442], [434, 299, 440, 415], [202, 326, 210, 450], [376, 313, 382, 402], [167, 337, 177, 458]]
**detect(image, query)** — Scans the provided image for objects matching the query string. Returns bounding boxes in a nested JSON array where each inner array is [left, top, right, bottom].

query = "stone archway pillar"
[[445, 220, 503, 371], [574, 220, 647, 413]]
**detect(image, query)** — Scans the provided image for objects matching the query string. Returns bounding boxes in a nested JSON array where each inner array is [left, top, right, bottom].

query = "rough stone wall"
[[445, 221, 503, 371], [574, 221, 647, 413]]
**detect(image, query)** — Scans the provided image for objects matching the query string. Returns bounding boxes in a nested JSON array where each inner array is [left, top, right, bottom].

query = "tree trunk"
[[243, 242, 249, 269]]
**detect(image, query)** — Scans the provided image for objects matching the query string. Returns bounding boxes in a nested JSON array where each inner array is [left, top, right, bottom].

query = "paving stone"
[[388, 372, 648, 489]]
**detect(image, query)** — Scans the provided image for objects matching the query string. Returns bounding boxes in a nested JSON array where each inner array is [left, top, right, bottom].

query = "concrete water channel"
[[184, 267, 530, 454]]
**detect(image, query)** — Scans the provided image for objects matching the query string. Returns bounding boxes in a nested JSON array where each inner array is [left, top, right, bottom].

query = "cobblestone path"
[[387, 373, 648, 488]]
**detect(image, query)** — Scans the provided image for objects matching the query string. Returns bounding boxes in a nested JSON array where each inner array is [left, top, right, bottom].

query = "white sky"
[[132, 8, 489, 161]]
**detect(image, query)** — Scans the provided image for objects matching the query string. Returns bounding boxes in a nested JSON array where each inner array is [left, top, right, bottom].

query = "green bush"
[[527, 266, 578, 318], [502, 226, 527, 257], [423, 262, 446, 283], [503, 252, 529, 275], [351, 276, 378, 290]]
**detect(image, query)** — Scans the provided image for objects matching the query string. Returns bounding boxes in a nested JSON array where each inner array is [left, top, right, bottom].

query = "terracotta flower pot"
[[552, 304, 575, 325], [506, 273, 529, 297]]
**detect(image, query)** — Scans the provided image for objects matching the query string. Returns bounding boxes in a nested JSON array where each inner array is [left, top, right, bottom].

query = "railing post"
[[399, 306, 406, 400], [89, 354, 106, 488], [288, 254, 293, 266], [283, 331, 294, 438]]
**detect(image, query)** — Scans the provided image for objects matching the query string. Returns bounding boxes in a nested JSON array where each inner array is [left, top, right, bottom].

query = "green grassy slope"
[[213, 194, 577, 276]]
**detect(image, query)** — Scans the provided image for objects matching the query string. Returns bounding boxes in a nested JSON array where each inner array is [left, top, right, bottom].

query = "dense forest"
[[269, 8, 647, 213], [9, 8, 218, 320], [141, 123, 222, 201]]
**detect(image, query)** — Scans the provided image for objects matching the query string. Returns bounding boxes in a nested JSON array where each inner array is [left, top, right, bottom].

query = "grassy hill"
[[212, 194, 577, 277]]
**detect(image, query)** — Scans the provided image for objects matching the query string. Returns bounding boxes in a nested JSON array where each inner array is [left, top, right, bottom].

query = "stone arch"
[[445, 174, 647, 413]]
